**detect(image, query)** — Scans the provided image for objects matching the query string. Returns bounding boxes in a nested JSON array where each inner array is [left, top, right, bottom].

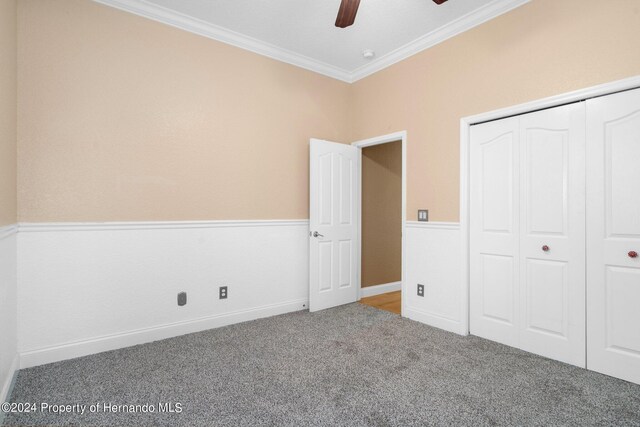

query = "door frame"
[[460, 75, 640, 335], [352, 131, 407, 316]]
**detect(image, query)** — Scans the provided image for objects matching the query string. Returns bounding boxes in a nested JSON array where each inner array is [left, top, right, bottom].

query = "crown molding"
[[92, 0, 353, 82], [93, 0, 529, 84], [350, 0, 530, 82]]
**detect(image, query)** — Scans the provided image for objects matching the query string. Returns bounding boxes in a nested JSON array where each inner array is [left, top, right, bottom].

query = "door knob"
[[542, 245, 550, 252], [629, 251, 638, 258], [313, 231, 324, 238]]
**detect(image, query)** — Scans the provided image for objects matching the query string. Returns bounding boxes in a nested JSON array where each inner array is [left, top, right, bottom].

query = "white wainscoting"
[[17, 220, 309, 368], [0, 225, 18, 404], [404, 221, 466, 335]]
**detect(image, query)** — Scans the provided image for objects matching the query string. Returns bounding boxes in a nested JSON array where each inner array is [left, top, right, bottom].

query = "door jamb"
[[352, 131, 407, 316], [460, 75, 640, 335]]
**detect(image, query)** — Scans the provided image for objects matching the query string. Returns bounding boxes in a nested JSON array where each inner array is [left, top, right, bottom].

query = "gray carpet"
[[3, 304, 640, 427]]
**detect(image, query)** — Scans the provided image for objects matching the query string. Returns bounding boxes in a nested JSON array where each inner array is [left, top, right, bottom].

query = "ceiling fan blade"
[[433, 0, 448, 4], [335, 0, 361, 28]]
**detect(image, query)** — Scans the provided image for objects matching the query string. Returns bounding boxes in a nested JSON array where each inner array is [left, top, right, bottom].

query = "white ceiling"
[[95, 0, 529, 82]]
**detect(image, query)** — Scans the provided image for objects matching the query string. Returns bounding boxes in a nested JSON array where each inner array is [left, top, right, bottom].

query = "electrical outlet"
[[418, 210, 429, 222], [219, 286, 228, 299], [177, 292, 187, 306], [417, 284, 424, 297]]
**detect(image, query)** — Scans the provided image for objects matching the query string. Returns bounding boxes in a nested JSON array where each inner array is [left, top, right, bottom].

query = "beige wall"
[[361, 141, 401, 288], [0, 0, 17, 226], [17, 0, 351, 222], [351, 0, 640, 222], [16, 0, 640, 223]]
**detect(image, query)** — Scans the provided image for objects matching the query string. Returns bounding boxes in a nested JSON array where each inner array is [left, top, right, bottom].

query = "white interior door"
[[309, 139, 359, 312], [518, 103, 586, 367], [470, 117, 521, 347], [587, 88, 640, 384]]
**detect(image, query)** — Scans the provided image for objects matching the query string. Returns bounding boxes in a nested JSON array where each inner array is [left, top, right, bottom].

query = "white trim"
[[352, 131, 407, 314], [18, 219, 308, 233], [406, 221, 460, 230], [0, 224, 18, 241], [352, 131, 407, 148], [460, 118, 471, 337], [459, 75, 640, 336], [350, 0, 530, 82], [92, 0, 528, 84], [92, 0, 352, 82], [0, 355, 18, 405], [404, 307, 467, 335], [19, 298, 307, 369], [464, 75, 640, 125], [360, 282, 402, 298]]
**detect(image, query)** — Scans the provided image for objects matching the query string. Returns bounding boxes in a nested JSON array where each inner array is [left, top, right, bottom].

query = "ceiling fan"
[[335, 0, 448, 28]]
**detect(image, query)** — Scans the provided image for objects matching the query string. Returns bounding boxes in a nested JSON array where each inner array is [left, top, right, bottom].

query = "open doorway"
[[353, 135, 406, 315], [308, 132, 406, 314]]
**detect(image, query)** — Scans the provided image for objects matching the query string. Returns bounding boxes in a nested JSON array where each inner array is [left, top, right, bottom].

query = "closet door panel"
[[519, 103, 586, 367], [480, 254, 515, 324], [470, 117, 520, 347], [525, 258, 567, 335], [604, 267, 640, 353], [587, 88, 640, 384]]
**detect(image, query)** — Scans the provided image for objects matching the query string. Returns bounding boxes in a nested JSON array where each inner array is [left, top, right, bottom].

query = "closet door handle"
[[542, 245, 550, 252], [629, 251, 638, 259]]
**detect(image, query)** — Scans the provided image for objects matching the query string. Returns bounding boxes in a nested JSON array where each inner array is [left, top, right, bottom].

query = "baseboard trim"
[[0, 224, 18, 241], [404, 306, 467, 336], [20, 299, 308, 369], [19, 219, 309, 233], [360, 281, 402, 298], [0, 354, 19, 405]]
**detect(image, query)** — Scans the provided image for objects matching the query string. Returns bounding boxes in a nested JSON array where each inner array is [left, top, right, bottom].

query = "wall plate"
[[177, 292, 187, 306]]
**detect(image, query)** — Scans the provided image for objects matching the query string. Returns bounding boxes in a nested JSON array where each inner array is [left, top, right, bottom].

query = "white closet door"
[[518, 103, 586, 367], [587, 88, 640, 384], [470, 117, 520, 347]]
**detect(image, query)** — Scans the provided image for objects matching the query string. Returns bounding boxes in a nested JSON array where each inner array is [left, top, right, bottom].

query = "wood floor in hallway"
[[359, 290, 401, 315]]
